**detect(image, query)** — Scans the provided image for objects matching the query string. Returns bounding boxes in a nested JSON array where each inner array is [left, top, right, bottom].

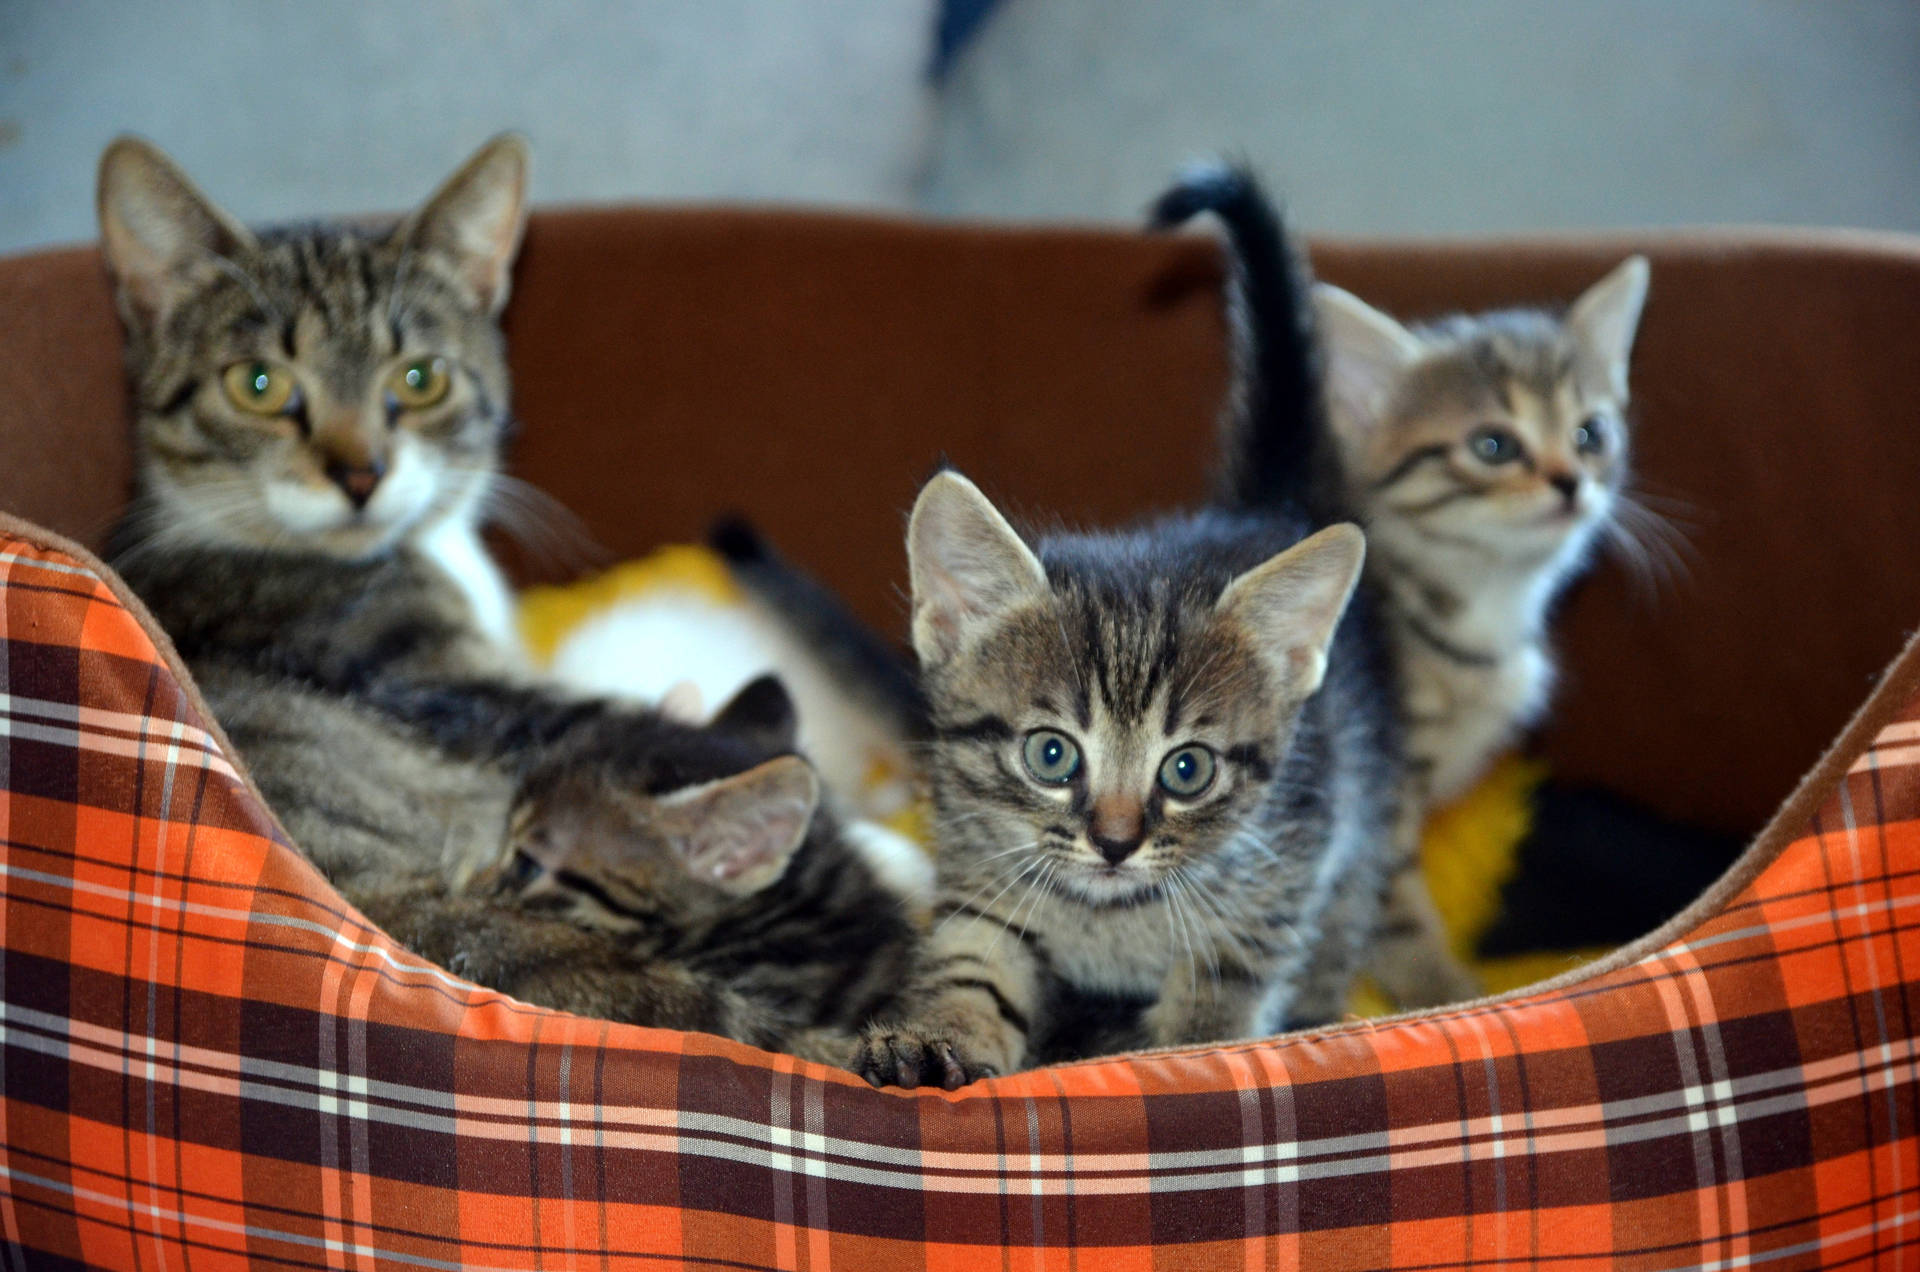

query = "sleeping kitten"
[[855, 472, 1400, 1088], [484, 675, 915, 1051], [96, 135, 915, 1060], [1155, 163, 1650, 1006]]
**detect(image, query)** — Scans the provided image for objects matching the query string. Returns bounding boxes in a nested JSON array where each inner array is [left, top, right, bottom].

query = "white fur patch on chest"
[[419, 519, 522, 661], [841, 819, 936, 907]]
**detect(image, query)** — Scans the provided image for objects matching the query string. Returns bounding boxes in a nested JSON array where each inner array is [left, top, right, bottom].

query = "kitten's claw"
[[853, 1027, 992, 1090]]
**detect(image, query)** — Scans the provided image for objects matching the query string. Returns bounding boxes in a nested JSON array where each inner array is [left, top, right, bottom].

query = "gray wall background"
[[3, 0, 1917, 254]]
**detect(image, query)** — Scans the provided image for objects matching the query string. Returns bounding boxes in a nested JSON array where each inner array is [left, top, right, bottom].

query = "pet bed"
[[2, 210, 1919, 1268]]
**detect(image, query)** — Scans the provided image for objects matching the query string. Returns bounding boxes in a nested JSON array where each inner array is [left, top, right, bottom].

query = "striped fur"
[[1316, 269, 1650, 805], [1156, 162, 1651, 1009], [856, 474, 1401, 1088], [98, 137, 915, 1060]]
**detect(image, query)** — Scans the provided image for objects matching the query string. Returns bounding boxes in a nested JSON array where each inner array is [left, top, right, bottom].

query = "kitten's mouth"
[[1061, 859, 1164, 906], [1528, 502, 1588, 529]]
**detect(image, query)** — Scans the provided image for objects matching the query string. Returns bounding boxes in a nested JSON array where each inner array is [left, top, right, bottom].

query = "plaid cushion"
[[3, 520, 1917, 1270]]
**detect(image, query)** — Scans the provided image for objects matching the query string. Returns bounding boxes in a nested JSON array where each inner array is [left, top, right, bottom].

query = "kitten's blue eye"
[[1022, 730, 1081, 785], [1573, 417, 1606, 455], [1158, 745, 1216, 798], [1468, 427, 1524, 465]]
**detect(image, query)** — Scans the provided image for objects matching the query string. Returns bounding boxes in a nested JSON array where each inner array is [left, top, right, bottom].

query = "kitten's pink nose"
[[1089, 795, 1145, 865], [327, 458, 388, 509], [1548, 472, 1580, 506]]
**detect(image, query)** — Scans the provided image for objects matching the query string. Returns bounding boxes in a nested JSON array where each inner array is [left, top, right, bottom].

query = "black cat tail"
[[706, 517, 930, 739], [1150, 160, 1333, 516]]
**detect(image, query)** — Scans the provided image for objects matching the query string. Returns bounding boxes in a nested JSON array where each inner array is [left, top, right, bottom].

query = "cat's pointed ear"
[[1313, 283, 1422, 437], [907, 471, 1049, 666], [96, 137, 256, 334], [654, 756, 820, 896], [1215, 523, 1366, 700], [708, 674, 800, 753], [1566, 255, 1649, 401], [398, 133, 530, 315]]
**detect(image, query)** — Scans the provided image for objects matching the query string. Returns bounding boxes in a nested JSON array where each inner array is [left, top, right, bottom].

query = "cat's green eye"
[[1468, 427, 1523, 465], [1022, 730, 1081, 785], [220, 361, 297, 415], [1158, 745, 1216, 798], [1573, 417, 1606, 455], [387, 357, 451, 410]]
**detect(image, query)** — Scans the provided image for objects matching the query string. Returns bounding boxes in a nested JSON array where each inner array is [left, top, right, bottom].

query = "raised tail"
[[1150, 160, 1333, 515], [706, 517, 929, 741]]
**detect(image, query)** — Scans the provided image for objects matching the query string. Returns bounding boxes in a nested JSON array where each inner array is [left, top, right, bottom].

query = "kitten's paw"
[[852, 1026, 994, 1091]]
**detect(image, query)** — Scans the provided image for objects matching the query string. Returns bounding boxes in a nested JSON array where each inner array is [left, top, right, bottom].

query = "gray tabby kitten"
[[855, 472, 1400, 1088], [96, 135, 914, 1060], [1154, 163, 1651, 1008], [1313, 260, 1650, 805]]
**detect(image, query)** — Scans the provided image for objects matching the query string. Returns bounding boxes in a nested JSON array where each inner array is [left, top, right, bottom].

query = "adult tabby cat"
[[855, 471, 1400, 1088], [96, 135, 913, 1060], [1155, 162, 1650, 1006]]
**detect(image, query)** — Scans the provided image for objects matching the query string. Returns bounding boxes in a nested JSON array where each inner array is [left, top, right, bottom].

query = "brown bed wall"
[[3, 207, 1918, 836]]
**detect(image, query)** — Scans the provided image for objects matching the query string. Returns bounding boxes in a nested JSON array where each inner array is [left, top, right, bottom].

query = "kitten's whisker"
[[1174, 870, 1225, 980], [955, 841, 1048, 874], [1603, 492, 1696, 601], [980, 857, 1053, 960], [935, 846, 1042, 934], [1624, 483, 1701, 523], [481, 473, 606, 575], [1010, 860, 1058, 951], [1160, 869, 1189, 995], [1170, 872, 1213, 991], [1180, 868, 1256, 967]]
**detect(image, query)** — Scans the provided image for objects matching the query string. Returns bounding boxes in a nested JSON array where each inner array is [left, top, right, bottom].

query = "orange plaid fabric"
[[2, 523, 1917, 1270]]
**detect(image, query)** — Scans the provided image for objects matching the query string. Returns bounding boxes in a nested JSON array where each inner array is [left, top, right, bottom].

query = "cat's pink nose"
[[1089, 796, 1144, 864], [327, 459, 387, 509]]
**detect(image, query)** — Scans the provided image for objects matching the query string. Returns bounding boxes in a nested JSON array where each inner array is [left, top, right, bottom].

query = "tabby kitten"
[[1155, 162, 1650, 1006], [97, 136, 913, 1060], [855, 472, 1400, 1088], [1312, 261, 1650, 805], [487, 675, 915, 1049]]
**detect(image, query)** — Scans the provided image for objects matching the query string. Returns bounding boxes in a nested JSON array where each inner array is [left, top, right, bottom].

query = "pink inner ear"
[[684, 804, 809, 891]]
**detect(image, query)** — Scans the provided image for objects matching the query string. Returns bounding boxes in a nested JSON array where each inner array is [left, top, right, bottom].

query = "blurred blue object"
[[934, 0, 1005, 78]]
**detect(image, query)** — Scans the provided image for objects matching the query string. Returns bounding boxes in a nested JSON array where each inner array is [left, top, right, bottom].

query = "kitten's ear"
[[1566, 255, 1650, 401], [1312, 284, 1423, 438], [96, 137, 256, 333], [1215, 523, 1366, 700], [398, 133, 530, 315], [708, 674, 800, 753], [654, 756, 820, 896], [907, 471, 1049, 666]]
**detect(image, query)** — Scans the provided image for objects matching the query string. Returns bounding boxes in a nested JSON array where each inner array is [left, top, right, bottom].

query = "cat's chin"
[[1056, 862, 1165, 909], [307, 519, 415, 560]]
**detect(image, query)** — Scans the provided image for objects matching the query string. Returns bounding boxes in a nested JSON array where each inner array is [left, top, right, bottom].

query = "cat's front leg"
[[854, 910, 1044, 1089], [1142, 959, 1273, 1049], [1366, 866, 1482, 1009]]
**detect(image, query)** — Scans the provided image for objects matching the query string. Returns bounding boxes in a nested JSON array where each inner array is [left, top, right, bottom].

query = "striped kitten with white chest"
[[95, 135, 919, 1060], [856, 472, 1401, 1088], [1314, 259, 1650, 806]]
